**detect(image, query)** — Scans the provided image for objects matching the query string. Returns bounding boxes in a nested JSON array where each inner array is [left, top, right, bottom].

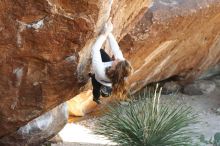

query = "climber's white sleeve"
[[107, 33, 125, 60], [92, 34, 107, 79]]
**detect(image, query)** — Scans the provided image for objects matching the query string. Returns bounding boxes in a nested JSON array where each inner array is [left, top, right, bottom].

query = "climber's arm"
[[92, 21, 113, 79], [107, 33, 125, 60], [92, 34, 108, 79]]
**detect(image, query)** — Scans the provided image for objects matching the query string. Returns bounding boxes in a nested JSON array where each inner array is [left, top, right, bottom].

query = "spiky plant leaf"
[[94, 88, 198, 146]]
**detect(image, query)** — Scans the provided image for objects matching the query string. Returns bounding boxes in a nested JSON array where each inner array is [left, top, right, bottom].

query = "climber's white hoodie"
[[92, 33, 125, 87]]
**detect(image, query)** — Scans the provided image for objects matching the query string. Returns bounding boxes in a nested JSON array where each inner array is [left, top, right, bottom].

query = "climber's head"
[[106, 59, 132, 99], [111, 59, 132, 77], [111, 59, 120, 70]]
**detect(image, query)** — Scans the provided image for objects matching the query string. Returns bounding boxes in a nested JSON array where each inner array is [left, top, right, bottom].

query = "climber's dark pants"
[[91, 49, 112, 103]]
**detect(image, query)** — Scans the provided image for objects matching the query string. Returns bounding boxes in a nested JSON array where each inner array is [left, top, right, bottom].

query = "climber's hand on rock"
[[101, 19, 113, 36], [106, 19, 113, 33]]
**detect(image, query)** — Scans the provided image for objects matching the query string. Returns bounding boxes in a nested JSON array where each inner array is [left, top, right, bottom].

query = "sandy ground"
[[51, 75, 220, 146]]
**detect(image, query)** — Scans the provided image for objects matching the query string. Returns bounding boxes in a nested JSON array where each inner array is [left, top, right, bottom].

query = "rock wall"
[[1, 0, 220, 141], [0, 0, 151, 138], [119, 0, 220, 93], [67, 0, 220, 119]]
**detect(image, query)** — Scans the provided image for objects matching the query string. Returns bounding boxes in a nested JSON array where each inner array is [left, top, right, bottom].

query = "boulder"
[[183, 80, 216, 95], [1, 0, 220, 141], [199, 64, 220, 79], [0, 0, 151, 137], [119, 0, 220, 93], [162, 81, 182, 95], [212, 75, 220, 87], [67, 90, 97, 117], [0, 102, 68, 146]]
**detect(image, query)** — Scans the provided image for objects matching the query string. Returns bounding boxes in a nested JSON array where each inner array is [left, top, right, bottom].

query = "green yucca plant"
[[94, 86, 198, 146]]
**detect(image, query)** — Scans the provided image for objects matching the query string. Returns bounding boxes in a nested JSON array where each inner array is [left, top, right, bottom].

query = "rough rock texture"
[[183, 80, 216, 95], [0, 0, 151, 138], [119, 0, 220, 93], [0, 102, 68, 146], [2, 0, 220, 141], [200, 64, 220, 79], [67, 90, 96, 117], [161, 81, 182, 95]]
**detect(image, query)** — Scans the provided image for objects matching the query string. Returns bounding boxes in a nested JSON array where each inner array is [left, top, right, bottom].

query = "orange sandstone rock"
[[70, 0, 220, 119], [120, 0, 220, 93], [0, 0, 151, 138]]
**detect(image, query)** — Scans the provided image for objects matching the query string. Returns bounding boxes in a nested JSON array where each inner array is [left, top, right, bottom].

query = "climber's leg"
[[91, 74, 102, 104]]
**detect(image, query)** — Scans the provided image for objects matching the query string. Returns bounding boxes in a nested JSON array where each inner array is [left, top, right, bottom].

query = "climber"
[[90, 20, 132, 104]]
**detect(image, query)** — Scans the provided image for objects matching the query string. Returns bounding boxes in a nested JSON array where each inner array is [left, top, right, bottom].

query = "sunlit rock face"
[[2, 0, 220, 141], [0, 0, 151, 138], [120, 0, 220, 92]]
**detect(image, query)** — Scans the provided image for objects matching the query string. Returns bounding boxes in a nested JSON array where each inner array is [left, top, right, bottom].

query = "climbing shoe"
[[93, 98, 101, 104]]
